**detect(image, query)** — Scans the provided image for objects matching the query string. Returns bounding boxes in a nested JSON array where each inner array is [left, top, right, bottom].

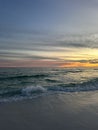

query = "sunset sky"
[[0, 0, 98, 67]]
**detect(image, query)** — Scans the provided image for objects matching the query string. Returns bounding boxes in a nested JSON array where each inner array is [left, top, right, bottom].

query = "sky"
[[1, 0, 98, 67]]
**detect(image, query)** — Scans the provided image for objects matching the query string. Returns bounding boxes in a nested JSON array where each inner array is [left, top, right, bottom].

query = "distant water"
[[0, 67, 98, 102]]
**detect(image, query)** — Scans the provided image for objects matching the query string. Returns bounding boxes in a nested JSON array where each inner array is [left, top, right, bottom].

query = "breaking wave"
[[0, 77, 98, 102]]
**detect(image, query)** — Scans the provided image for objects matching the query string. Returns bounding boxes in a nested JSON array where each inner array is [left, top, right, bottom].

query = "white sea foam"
[[22, 85, 47, 96]]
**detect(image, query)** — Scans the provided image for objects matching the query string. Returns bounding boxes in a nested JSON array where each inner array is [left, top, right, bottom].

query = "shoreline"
[[0, 91, 98, 130]]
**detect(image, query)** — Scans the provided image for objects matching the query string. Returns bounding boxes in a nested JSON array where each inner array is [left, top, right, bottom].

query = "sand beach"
[[0, 91, 98, 130]]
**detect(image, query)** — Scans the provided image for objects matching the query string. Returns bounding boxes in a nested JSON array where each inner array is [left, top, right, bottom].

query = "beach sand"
[[0, 92, 98, 130]]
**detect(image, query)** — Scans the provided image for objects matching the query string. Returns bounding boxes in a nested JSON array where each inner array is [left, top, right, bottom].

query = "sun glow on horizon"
[[60, 62, 98, 68]]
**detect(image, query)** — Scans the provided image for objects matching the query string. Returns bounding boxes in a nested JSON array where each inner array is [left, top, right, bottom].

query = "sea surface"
[[0, 67, 98, 102]]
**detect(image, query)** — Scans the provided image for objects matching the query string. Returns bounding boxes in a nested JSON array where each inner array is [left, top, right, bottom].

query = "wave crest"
[[22, 85, 47, 96], [0, 74, 48, 80]]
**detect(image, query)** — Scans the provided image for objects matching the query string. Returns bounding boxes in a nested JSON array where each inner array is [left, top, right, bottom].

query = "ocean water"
[[0, 67, 98, 102]]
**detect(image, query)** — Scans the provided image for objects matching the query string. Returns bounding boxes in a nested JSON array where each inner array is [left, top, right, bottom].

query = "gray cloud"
[[0, 25, 49, 36], [54, 33, 98, 49], [58, 42, 89, 48], [1, 27, 98, 52], [88, 59, 98, 64], [0, 50, 61, 61], [72, 59, 98, 64], [1, 31, 98, 64]]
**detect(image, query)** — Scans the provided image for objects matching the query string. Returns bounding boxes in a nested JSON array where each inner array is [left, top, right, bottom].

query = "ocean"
[[0, 67, 98, 102]]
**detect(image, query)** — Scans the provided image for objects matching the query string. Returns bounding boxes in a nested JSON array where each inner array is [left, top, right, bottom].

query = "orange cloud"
[[60, 62, 98, 68]]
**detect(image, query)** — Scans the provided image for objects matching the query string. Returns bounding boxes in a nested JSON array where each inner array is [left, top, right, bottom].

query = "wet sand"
[[0, 92, 98, 130]]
